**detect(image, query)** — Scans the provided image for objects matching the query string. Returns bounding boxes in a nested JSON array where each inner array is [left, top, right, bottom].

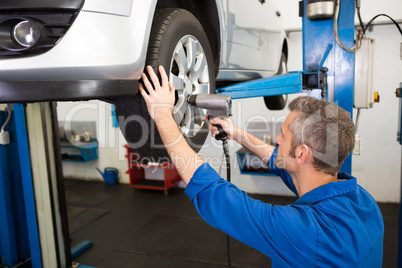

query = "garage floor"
[[66, 180, 398, 268]]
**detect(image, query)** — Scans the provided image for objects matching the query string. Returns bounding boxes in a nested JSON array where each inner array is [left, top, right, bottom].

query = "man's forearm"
[[233, 128, 276, 165], [154, 116, 203, 185]]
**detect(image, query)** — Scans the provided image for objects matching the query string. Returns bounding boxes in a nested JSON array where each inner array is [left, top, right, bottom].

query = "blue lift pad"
[[217, 72, 305, 99]]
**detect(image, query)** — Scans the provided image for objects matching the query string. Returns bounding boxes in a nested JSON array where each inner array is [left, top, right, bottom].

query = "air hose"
[[209, 115, 232, 267], [221, 139, 232, 268]]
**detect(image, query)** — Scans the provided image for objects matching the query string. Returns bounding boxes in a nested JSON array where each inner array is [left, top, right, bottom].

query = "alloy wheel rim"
[[169, 35, 210, 138]]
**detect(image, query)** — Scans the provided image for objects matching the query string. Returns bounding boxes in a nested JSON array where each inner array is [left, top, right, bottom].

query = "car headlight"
[[0, 18, 54, 53], [0, 0, 84, 56], [12, 20, 41, 48]]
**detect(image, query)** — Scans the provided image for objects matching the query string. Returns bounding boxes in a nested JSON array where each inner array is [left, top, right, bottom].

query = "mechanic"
[[139, 65, 384, 267]]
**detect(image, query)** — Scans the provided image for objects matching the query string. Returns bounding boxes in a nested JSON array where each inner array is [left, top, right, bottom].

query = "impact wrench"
[[187, 93, 233, 267]]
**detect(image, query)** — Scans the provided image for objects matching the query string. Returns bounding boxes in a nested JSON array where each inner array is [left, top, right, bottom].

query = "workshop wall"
[[350, 25, 402, 203], [57, 101, 130, 184], [57, 0, 402, 202]]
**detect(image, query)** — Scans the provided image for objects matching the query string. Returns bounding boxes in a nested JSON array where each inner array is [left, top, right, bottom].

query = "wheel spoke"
[[173, 97, 188, 125], [174, 43, 189, 74], [196, 83, 210, 94], [186, 38, 197, 69], [170, 74, 184, 90], [182, 105, 195, 135], [192, 54, 208, 82]]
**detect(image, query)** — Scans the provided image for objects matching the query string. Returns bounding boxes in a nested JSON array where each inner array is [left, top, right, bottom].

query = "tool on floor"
[[95, 167, 119, 185], [187, 93, 233, 267]]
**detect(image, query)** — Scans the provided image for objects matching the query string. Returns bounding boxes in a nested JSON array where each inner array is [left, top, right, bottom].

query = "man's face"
[[275, 111, 298, 172]]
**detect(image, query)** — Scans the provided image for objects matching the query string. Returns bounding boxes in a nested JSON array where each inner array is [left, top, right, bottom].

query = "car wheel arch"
[[155, 0, 221, 77]]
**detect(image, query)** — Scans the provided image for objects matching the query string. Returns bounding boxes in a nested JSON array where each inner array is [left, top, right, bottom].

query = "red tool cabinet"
[[124, 145, 182, 194]]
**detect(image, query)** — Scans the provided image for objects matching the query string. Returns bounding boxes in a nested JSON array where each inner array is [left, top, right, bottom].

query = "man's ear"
[[296, 144, 310, 165]]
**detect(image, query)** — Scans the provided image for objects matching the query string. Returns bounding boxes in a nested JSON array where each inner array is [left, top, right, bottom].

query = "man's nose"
[[275, 134, 281, 145]]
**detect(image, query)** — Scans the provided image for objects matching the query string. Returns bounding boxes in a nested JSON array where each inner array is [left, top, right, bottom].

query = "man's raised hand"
[[139, 65, 175, 122]]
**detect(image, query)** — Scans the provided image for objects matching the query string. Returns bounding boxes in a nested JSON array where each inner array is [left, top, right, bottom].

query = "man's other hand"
[[202, 115, 239, 141]]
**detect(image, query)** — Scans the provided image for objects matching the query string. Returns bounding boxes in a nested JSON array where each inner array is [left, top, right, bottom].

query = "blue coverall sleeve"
[[185, 164, 317, 266], [267, 148, 299, 197]]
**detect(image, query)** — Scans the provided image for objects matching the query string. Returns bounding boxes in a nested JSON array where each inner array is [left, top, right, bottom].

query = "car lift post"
[[0, 103, 72, 268], [1, 104, 43, 268]]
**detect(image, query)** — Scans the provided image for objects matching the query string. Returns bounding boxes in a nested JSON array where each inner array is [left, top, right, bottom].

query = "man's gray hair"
[[288, 96, 355, 175]]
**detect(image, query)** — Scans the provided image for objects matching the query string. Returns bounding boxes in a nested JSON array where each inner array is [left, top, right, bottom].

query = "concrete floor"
[[66, 180, 398, 267]]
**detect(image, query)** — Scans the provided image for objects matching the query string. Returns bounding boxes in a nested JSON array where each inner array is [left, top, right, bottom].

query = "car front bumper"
[[0, 80, 138, 103], [0, 0, 155, 102]]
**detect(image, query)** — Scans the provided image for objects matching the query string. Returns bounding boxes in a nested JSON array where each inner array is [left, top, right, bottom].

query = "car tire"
[[264, 52, 288, 110], [114, 8, 215, 161]]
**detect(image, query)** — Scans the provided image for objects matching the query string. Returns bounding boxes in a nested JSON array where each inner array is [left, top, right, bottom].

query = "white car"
[[0, 0, 288, 160]]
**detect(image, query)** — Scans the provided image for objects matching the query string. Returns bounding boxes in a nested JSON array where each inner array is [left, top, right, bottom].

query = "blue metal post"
[[0, 112, 18, 267], [302, 0, 355, 173], [7, 109, 31, 264], [14, 104, 43, 268]]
